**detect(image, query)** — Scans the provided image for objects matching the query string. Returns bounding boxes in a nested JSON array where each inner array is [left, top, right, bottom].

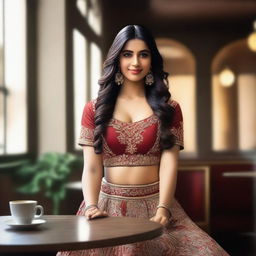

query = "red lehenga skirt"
[[57, 178, 229, 256]]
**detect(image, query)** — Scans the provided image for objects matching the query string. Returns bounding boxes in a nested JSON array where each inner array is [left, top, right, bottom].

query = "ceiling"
[[107, 0, 256, 23], [149, 0, 256, 20]]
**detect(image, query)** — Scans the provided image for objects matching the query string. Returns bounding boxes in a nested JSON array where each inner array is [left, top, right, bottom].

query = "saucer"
[[5, 219, 46, 230]]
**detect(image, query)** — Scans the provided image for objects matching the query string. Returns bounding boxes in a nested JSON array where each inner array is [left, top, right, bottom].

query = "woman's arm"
[[82, 146, 108, 219], [150, 145, 180, 226]]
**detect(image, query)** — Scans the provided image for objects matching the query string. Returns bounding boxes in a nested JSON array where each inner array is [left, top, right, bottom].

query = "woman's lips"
[[129, 69, 142, 74]]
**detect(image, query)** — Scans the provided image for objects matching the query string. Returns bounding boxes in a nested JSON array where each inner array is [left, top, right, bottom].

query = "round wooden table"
[[0, 215, 163, 253]]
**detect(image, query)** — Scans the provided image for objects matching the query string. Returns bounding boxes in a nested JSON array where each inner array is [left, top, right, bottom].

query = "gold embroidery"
[[169, 100, 184, 148], [147, 119, 161, 154], [100, 178, 160, 199], [91, 99, 96, 112], [109, 116, 159, 154], [103, 153, 160, 167], [171, 121, 184, 147], [102, 136, 115, 157], [78, 126, 94, 146]]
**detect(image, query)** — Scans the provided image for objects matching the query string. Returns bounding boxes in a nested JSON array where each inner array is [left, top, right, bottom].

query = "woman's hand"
[[85, 207, 108, 220], [150, 207, 171, 226]]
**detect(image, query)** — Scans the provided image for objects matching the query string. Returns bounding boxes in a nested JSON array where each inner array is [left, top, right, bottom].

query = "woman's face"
[[119, 39, 151, 84]]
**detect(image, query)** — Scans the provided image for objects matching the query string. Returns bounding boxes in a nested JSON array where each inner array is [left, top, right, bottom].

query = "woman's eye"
[[122, 52, 150, 58], [140, 52, 149, 58], [123, 52, 132, 57]]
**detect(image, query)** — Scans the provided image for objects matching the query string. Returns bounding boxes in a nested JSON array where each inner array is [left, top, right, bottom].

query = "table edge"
[[0, 216, 163, 252]]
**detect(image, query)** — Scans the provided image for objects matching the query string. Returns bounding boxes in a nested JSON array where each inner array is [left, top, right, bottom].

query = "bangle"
[[84, 204, 98, 213], [157, 204, 172, 217]]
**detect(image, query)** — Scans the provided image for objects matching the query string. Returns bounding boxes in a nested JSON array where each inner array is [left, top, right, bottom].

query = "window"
[[68, 0, 102, 151], [73, 29, 88, 149], [0, 0, 27, 155], [76, 0, 102, 35], [90, 42, 101, 99]]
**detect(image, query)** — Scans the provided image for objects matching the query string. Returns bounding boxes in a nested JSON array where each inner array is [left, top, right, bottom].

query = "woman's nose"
[[131, 56, 139, 66]]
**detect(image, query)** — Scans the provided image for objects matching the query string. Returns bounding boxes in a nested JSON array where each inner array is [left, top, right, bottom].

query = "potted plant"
[[16, 152, 83, 214]]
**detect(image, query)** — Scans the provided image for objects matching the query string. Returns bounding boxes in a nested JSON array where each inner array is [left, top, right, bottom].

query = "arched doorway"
[[212, 39, 256, 152]]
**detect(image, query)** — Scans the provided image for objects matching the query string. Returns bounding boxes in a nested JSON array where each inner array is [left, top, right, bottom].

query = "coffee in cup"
[[9, 200, 44, 224]]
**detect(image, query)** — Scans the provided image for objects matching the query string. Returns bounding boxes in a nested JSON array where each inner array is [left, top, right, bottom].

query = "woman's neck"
[[118, 80, 146, 99]]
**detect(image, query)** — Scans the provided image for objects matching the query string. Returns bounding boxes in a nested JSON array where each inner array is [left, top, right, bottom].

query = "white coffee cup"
[[9, 200, 44, 224]]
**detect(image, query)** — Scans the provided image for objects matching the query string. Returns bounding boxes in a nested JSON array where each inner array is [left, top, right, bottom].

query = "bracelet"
[[157, 204, 172, 218], [84, 204, 98, 213]]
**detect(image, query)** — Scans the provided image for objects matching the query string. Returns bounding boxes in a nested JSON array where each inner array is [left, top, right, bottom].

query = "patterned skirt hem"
[[57, 178, 230, 256]]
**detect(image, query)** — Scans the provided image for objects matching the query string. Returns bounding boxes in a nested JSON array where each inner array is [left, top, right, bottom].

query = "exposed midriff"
[[105, 165, 159, 185]]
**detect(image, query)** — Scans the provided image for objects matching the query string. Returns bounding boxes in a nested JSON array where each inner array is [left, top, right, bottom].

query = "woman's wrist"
[[157, 204, 172, 218], [84, 204, 98, 213]]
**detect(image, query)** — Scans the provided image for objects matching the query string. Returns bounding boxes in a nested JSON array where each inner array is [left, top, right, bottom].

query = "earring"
[[115, 70, 124, 85], [145, 71, 154, 86]]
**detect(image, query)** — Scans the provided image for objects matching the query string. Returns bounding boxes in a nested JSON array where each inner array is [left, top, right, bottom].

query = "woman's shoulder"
[[168, 99, 180, 109], [167, 99, 183, 124], [168, 99, 183, 117], [81, 99, 97, 126], [84, 98, 97, 113]]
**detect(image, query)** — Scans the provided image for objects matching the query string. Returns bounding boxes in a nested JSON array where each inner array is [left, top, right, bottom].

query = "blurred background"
[[0, 0, 256, 255]]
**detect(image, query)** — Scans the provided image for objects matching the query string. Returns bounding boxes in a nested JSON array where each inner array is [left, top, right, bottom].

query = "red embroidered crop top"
[[78, 99, 184, 167]]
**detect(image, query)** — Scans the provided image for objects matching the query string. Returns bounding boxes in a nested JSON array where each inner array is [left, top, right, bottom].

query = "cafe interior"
[[0, 0, 256, 255]]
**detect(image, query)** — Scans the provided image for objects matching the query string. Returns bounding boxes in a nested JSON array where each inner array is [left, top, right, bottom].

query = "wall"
[[37, 0, 67, 154]]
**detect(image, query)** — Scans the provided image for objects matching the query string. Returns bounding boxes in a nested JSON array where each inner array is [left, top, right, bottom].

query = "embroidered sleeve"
[[78, 100, 95, 147], [169, 100, 184, 150]]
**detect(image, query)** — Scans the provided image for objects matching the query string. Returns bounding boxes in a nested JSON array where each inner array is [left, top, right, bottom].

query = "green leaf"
[[16, 152, 83, 214]]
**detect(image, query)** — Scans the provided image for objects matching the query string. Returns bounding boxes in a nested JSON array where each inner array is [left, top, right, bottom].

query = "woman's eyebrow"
[[121, 49, 150, 53], [140, 49, 150, 53], [121, 50, 133, 53]]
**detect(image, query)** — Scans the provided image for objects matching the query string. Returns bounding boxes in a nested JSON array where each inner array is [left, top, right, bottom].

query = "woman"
[[58, 25, 229, 255]]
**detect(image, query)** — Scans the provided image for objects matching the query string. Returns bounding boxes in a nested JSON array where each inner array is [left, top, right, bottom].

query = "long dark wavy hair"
[[94, 24, 176, 153]]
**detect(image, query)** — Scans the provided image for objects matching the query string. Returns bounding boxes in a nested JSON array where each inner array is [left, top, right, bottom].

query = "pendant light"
[[219, 67, 235, 87], [248, 20, 256, 52]]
